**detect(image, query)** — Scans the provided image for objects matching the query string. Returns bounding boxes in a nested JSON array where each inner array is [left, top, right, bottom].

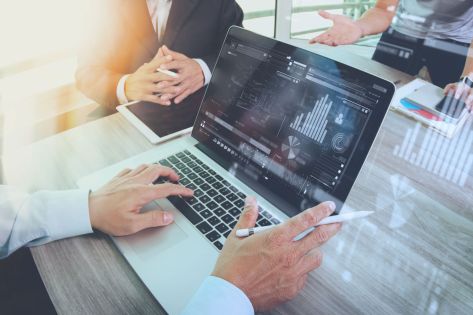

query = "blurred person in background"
[[76, 0, 243, 133], [309, 0, 473, 110]]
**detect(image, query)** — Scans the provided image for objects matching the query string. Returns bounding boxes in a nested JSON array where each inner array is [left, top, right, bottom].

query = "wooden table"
[[3, 46, 473, 315]]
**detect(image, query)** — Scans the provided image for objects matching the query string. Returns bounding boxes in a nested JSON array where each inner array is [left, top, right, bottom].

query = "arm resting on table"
[[0, 187, 92, 259]]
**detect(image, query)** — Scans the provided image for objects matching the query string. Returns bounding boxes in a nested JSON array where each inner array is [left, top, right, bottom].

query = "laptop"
[[77, 26, 395, 314]]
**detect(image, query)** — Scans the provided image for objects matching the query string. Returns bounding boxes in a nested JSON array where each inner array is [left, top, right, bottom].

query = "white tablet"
[[117, 101, 192, 144]]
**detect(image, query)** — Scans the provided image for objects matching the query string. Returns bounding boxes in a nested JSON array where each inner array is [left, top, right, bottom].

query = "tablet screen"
[[125, 88, 205, 137]]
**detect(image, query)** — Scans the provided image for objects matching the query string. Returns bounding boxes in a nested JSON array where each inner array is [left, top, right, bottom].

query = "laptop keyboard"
[[155, 150, 280, 251]]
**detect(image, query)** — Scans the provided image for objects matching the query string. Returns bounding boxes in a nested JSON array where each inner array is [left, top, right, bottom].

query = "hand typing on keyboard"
[[212, 197, 342, 311], [89, 164, 193, 236], [159, 150, 279, 251]]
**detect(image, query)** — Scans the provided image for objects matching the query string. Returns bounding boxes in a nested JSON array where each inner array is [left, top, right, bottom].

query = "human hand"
[[89, 164, 193, 236], [158, 45, 205, 104], [125, 51, 180, 106], [212, 197, 341, 311], [444, 73, 473, 111], [309, 10, 363, 46]]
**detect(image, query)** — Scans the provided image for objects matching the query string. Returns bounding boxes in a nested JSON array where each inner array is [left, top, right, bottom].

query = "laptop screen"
[[192, 27, 395, 216]]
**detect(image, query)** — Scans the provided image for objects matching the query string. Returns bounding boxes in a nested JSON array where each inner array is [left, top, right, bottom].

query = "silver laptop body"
[[77, 27, 395, 314]]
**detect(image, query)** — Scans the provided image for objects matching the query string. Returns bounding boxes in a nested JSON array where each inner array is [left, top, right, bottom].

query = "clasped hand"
[[125, 45, 205, 105]]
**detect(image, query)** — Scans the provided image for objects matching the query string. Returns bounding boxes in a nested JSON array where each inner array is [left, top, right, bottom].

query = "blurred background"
[[0, 0, 378, 166]]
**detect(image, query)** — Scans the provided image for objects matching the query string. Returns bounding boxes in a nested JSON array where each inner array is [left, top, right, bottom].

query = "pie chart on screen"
[[282, 136, 301, 160]]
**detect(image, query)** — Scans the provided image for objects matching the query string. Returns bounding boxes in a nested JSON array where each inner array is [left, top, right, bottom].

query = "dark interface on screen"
[[193, 29, 393, 215]]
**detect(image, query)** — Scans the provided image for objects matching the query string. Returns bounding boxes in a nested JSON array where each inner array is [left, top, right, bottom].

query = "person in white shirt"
[[1, 164, 342, 314]]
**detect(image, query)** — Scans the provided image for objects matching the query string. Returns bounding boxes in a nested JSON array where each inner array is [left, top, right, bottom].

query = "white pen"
[[157, 68, 179, 78], [236, 211, 374, 239]]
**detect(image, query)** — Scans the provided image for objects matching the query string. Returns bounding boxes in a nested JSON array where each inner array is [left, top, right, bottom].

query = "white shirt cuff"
[[34, 189, 93, 241], [181, 275, 254, 315], [193, 59, 212, 86], [116, 74, 130, 105]]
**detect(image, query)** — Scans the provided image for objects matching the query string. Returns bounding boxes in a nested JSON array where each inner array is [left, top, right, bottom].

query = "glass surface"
[[192, 27, 394, 217], [237, 0, 276, 38]]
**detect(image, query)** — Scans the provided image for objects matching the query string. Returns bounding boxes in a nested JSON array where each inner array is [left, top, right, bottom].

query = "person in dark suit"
[[76, 0, 243, 133]]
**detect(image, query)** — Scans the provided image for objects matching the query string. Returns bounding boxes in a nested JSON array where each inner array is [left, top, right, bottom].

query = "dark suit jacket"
[[76, 0, 243, 132]]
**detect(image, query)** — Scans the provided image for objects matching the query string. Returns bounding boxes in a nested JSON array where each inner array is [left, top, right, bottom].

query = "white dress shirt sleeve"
[[116, 74, 130, 105], [181, 275, 254, 315], [193, 59, 212, 86], [0, 186, 93, 259]]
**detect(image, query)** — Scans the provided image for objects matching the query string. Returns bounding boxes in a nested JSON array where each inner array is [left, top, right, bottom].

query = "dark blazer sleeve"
[[200, 0, 244, 71]]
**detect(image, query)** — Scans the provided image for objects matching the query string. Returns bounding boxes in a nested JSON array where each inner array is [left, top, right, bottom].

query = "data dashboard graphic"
[[290, 94, 333, 143], [281, 136, 301, 159], [193, 33, 391, 215]]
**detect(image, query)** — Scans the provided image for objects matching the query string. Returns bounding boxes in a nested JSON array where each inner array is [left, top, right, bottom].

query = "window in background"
[[237, 0, 276, 38], [291, 0, 376, 40]]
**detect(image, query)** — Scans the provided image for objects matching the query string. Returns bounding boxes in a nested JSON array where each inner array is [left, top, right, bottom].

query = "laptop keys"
[[259, 218, 272, 226], [212, 182, 223, 190], [214, 195, 225, 203], [207, 189, 218, 197], [221, 201, 233, 210], [185, 197, 197, 205], [222, 214, 233, 224], [200, 183, 211, 191], [193, 203, 205, 212], [187, 183, 197, 190], [200, 210, 212, 219], [270, 218, 280, 225], [168, 156, 179, 163], [219, 188, 231, 195], [234, 199, 244, 208], [197, 222, 212, 234], [208, 216, 221, 226], [167, 196, 202, 225], [194, 178, 204, 185], [179, 178, 190, 185], [213, 241, 223, 250], [229, 207, 241, 218], [206, 231, 220, 242], [199, 195, 211, 204], [213, 208, 225, 217], [206, 201, 218, 210], [216, 223, 229, 233], [163, 150, 276, 252], [226, 193, 238, 202]]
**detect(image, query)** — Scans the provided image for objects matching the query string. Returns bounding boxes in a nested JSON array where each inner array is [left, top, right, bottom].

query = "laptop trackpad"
[[122, 202, 188, 260]]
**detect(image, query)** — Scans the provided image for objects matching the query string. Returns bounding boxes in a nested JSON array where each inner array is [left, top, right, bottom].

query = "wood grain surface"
[[2, 47, 472, 315]]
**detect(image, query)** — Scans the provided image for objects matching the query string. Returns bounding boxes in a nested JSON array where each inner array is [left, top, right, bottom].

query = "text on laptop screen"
[[193, 28, 394, 216]]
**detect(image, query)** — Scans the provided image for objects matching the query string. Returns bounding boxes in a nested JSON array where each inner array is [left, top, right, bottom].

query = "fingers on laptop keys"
[[120, 164, 179, 184], [214, 199, 342, 310], [113, 165, 192, 199]]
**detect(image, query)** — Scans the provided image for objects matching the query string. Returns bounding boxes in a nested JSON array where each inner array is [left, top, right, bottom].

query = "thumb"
[[134, 209, 174, 231], [156, 47, 164, 58], [318, 10, 333, 20], [234, 196, 259, 230]]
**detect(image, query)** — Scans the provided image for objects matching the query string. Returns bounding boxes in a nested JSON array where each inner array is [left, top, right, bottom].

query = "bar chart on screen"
[[290, 94, 332, 143], [393, 119, 473, 186]]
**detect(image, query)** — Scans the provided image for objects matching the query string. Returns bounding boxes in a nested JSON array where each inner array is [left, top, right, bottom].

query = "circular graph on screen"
[[282, 136, 301, 160], [331, 133, 351, 153]]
